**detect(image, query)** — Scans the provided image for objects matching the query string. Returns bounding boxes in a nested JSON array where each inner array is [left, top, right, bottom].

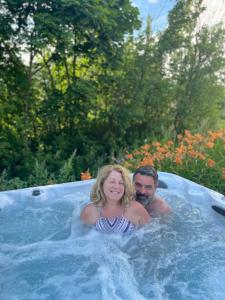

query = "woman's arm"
[[136, 202, 151, 224]]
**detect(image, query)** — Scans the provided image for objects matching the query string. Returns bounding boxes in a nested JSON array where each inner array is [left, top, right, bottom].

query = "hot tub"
[[0, 172, 225, 300]]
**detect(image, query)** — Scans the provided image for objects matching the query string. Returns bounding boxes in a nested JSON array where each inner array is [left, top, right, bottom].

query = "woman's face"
[[103, 170, 125, 203]]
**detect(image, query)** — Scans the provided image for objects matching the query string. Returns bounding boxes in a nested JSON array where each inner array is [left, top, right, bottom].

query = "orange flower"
[[133, 150, 142, 156], [197, 152, 206, 160], [158, 147, 167, 154], [81, 170, 92, 180], [184, 130, 193, 138], [141, 144, 151, 151], [207, 159, 215, 168], [187, 150, 205, 160], [141, 157, 154, 166], [174, 155, 182, 165], [153, 152, 164, 161], [194, 133, 204, 142], [208, 130, 224, 142], [205, 142, 214, 149], [222, 168, 225, 179], [126, 153, 133, 159], [164, 152, 173, 158], [176, 144, 186, 155], [188, 150, 198, 158], [152, 142, 161, 147], [187, 144, 194, 151], [167, 140, 174, 146], [184, 137, 194, 145]]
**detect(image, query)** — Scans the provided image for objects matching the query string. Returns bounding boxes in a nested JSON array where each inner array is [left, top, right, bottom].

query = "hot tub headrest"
[[157, 179, 168, 189]]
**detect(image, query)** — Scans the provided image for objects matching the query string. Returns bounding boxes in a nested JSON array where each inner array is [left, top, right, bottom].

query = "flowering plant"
[[123, 129, 225, 194]]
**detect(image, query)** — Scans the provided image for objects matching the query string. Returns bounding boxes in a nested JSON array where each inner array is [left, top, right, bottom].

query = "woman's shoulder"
[[126, 201, 150, 224], [129, 200, 146, 211], [80, 203, 100, 224]]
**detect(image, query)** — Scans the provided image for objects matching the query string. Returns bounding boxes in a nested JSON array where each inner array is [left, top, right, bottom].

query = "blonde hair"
[[90, 164, 134, 207]]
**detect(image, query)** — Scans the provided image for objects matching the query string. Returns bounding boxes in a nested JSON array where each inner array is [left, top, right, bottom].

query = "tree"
[[94, 16, 175, 156], [159, 0, 225, 134], [0, 0, 140, 178]]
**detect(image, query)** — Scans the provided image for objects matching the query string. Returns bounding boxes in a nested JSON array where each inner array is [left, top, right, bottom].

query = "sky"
[[131, 0, 176, 32], [197, 0, 225, 28], [132, 0, 225, 33]]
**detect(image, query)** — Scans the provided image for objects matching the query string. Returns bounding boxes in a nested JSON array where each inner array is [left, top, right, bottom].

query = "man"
[[133, 165, 171, 217]]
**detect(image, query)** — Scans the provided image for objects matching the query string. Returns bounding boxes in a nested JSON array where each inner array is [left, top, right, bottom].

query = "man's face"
[[134, 173, 157, 207]]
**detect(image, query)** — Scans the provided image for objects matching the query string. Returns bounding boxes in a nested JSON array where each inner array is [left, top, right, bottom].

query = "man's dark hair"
[[133, 165, 158, 182]]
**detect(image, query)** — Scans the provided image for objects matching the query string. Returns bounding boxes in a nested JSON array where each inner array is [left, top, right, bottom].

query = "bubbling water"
[[0, 174, 225, 300]]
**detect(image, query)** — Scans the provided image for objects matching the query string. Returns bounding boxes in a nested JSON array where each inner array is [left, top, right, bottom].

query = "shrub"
[[123, 129, 225, 194]]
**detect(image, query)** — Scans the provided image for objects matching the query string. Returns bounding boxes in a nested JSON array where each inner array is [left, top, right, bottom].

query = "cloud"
[[198, 0, 225, 28], [152, 14, 168, 31], [148, 0, 159, 4], [153, 14, 167, 28], [131, 0, 138, 7]]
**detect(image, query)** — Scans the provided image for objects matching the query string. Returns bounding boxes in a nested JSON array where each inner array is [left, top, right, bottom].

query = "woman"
[[80, 164, 150, 234]]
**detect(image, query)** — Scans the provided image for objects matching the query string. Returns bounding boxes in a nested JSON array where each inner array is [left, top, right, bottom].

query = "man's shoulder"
[[154, 195, 166, 205], [147, 195, 171, 215]]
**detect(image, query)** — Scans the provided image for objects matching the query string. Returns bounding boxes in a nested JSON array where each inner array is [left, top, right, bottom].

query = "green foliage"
[[0, 150, 77, 191], [27, 160, 54, 188], [58, 150, 76, 183], [159, 0, 225, 134], [0, 0, 225, 191], [123, 129, 225, 195], [0, 170, 27, 191]]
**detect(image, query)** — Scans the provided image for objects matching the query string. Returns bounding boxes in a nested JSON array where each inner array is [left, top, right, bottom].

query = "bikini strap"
[[122, 206, 127, 217], [96, 205, 103, 217]]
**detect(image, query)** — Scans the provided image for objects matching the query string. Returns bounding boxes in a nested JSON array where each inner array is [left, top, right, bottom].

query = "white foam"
[[0, 194, 15, 208], [1, 172, 225, 299]]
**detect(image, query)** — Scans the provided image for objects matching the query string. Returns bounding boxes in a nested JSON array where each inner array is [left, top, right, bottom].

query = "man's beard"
[[136, 192, 155, 207]]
